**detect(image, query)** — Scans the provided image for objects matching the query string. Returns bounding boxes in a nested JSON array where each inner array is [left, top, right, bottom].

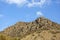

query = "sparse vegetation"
[[0, 33, 21, 40], [0, 17, 60, 40]]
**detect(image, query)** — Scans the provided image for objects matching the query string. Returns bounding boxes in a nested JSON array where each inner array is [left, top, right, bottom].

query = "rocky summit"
[[0, 17, 60, 40]]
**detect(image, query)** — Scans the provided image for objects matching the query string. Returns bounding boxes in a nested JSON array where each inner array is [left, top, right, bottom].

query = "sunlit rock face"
[[1, 17, 60, 40]]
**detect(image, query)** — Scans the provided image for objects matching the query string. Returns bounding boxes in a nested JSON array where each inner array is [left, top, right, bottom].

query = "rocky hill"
[[0, 17, 60, 40]]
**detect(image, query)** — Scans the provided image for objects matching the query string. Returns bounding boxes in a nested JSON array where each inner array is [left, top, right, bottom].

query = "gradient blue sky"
[[0, 0, 60, 31]]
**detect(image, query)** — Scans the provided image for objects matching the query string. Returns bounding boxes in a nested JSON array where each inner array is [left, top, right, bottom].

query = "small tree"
[[0, 34, 6, 40]]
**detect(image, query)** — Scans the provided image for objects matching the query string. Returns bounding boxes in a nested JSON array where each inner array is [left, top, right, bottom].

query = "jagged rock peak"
[[16, 16, 49, 24], [35, 16, 50, 23], [2, 16, 60, 37]]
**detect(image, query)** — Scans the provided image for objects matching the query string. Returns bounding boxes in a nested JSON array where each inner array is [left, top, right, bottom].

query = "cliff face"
[[1, 17, 60, 40]]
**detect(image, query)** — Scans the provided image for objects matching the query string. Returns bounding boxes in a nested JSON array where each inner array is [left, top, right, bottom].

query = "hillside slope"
[[0, 17, 60, 40]]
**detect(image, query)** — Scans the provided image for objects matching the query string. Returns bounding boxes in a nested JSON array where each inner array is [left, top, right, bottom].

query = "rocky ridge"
[[0, 17, 60, 40]]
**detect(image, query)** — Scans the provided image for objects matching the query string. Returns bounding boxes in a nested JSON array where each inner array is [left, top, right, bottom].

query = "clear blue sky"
[[0, 0, 60, 31]]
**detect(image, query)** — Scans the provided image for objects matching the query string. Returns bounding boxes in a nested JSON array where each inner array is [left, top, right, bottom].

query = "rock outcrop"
[[0, 17, 60, 40]]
